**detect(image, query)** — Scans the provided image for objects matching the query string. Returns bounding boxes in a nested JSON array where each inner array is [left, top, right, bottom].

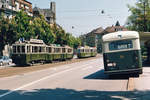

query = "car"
[[0, 56, 12, 66]]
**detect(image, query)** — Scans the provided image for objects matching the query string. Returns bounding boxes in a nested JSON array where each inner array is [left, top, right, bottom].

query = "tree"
[[14, 10, 33, 40], [126, 0, 150, 62], [32, 15, 56, 44], [0, 16, 18, 56], [126, 0, 150, 32], [52, 24, 67, 45]]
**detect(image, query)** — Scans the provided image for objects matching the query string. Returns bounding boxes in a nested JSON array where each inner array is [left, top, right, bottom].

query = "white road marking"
[[0, 62, 95, 98], [82, 66, 93, 70]]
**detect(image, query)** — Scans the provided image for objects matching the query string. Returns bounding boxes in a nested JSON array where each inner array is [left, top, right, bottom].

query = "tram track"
[[0, 55, 101, 78]]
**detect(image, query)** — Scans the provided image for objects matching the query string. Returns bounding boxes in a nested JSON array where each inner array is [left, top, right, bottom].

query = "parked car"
[[0, 56, 12, 66]]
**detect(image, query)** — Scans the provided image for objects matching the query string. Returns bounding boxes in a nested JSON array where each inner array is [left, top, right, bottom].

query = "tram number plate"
[[120, 55, 124, 59]]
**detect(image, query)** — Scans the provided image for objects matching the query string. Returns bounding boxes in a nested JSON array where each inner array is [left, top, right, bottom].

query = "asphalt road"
[[0, 56, 150, 100]]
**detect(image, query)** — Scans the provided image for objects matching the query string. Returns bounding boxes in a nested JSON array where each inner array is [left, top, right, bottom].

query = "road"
[[0, 56, 150, 100]]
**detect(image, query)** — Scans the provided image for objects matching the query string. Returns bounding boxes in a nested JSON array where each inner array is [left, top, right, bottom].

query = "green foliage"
[[14, 11, 56, 44], [52, 24, 81, 48], [14, 10, 33, 39], [126, 0, 150, 31], [52, 24, 67, 45], [0, 10, 81, 55], [0, 16, 18, 55], [31, 15, 55, 44]]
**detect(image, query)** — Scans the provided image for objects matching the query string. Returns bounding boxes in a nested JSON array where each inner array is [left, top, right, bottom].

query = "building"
[[0, 0, 32, 18], [102, 21, 128, 35], [33, 2, 56, 25], [85, 27, 104, 53], [85, 21, 128, 53]]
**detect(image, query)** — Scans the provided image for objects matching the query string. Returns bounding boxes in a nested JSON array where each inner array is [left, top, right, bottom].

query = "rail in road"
[[0, 55, 101, 78]]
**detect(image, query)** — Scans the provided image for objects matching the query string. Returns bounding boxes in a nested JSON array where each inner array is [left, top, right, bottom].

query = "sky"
[[30, 0, 137, 36]]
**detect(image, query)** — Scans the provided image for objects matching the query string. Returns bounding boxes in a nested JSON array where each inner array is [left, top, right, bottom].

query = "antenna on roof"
[[35, 4, 37, 7], [34, 0, 37, 7]]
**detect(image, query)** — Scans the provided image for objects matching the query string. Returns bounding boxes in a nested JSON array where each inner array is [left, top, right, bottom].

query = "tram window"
[[17, 46, 20, 53], [79, 49, 82, 53], [22, 46, 25, 53], [27, 46, 31, 53], [54, 48, 56, 53], [49, 47, 52, 53], [47, 47, 52, 53], [41, 47, 45, 52], [46, 47, 51, 53], [82, 49, 84, 53], [13, 46, 16, 53], [109, 40, 133, 51], [39, 47, 42, 52], [33, 46, 38, 53], [68, 49, 72, 53], [54, 48, 60, 53], [62, 48, 66, 53], [32, 46, 34, 53], [77, 49, 80, 53], [57, 48, 60, 53], [85, 49, 87, 52]]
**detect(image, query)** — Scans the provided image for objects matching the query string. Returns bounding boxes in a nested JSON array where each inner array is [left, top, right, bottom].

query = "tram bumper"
[[104, 68, 143, 75]]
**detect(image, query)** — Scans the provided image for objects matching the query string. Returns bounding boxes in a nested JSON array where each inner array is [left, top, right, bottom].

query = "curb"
[[127, 77, 135, 91]]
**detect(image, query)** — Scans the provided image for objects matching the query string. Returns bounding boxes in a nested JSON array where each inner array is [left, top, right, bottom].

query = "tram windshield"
[[109, 40, 133, 51]]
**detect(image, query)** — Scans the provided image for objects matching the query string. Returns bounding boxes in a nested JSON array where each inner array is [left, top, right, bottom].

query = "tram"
[[77, 46, 97, 58], [102, 31, 142, 75], [11, 39, 73, 65]]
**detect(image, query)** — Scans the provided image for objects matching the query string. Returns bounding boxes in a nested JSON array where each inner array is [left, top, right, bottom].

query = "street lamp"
[[143, 2, 146, 32]]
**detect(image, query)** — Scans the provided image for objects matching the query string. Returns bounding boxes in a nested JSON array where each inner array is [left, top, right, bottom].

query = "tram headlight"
[[106, 60, 109, 63], [135, 57, 138, 60], [107, 63, 116, 67]]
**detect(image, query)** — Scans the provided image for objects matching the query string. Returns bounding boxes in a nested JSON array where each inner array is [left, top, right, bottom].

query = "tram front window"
[[13, 46, 16, 53], [109, 40, 133, 51], [22, 46, 25, 53]]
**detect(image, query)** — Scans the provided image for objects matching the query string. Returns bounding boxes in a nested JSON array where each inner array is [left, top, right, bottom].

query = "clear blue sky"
[[30, 0, 136, 36]]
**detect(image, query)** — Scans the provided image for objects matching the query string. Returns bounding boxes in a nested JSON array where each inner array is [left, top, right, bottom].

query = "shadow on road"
[[0, 88, 150, 100], [142, 61, 150, 67], [84, 69, 131, 80], [84, 69, 108, 80]]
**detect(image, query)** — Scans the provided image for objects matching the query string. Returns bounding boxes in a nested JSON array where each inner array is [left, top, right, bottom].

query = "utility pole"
[[143, 2, 146, 32]]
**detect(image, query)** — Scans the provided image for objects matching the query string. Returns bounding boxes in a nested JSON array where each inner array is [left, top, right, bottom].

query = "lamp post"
[[143, 2, 146, 32], [138, 1, 147, 32]]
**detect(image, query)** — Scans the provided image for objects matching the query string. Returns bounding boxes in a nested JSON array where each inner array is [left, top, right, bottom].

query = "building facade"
[[85, 21, 128, 53], [85, 27, 104, 53], [0, 0, 32, 18], [33, 2, 56, 25]]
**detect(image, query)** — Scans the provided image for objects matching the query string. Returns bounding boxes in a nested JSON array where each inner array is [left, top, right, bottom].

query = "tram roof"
[[102, 31, 139, 42], [78, 46, 96, 49]]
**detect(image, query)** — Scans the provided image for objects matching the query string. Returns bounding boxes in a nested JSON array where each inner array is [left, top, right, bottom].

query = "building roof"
[[104, 25, 128, 33], [87, 27, 104, 35], [23, 0, 32, 4], [33, 7, 54, 17], [43, 9, 54, 17]]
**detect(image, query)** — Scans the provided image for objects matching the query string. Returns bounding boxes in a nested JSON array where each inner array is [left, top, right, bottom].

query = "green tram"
[[77, 46, 97, 58], [11, 39, 73, 65], [102, 31, 142, 75]]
